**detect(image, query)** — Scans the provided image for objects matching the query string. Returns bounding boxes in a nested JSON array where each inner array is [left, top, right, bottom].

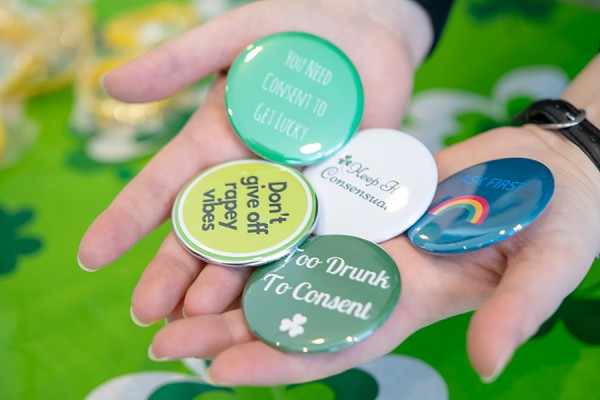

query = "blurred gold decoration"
[[73, 54, 172, 133], [0, 6, 38, 99], [0, 2, 91, 168], [0, 1, 208, 166], [0, 107, 6, 161], [102, 2, 200, 51], [0, 101, 38, 167], [25, 5, 94, 97], [69, 2, 207, 163], [0, 3, 94, 100]]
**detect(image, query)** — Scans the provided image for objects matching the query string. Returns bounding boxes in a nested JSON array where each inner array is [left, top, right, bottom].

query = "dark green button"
[[225, 32, 363, 166], [243, 235, 400, 353]]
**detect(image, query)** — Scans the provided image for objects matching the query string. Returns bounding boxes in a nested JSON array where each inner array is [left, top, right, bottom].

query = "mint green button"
[[225, 32, 364, 166], [243, 235, 400, 353], [172, 160, 318, 266]]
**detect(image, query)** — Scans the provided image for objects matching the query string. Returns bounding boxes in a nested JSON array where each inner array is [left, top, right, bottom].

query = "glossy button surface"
[[225, 32, 363, 166], [172, 160, 317, 266], [303, 128, 438, 243], [243, 235, 401, 353], [407, 158, 554, 254]]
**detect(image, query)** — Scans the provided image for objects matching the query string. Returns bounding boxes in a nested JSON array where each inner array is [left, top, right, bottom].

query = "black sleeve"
[[411, 0, 455, 54]]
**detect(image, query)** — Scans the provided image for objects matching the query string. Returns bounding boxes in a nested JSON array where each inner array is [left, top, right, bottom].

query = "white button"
[[303, 128, 438, 243]]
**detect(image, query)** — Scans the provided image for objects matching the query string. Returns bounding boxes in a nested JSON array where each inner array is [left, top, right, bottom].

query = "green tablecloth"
[[1, 0, 599, 399]]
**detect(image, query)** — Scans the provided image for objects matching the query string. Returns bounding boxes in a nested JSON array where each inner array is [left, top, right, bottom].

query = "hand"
[[144, 56, 600, 385], [76, 0, 432, 376]]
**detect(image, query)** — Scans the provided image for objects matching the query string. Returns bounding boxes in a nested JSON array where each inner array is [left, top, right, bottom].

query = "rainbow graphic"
[[428, 195, 490, 224]]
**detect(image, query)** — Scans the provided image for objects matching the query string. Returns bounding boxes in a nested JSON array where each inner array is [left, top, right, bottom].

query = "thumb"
[[467, 243, 594, 382]]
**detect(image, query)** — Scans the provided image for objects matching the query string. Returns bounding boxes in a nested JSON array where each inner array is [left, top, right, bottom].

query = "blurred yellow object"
[[0, 6, 39, 99], [0, 4, 93, 100], [103, 3, 201, 51], [73, 53, 172, 132], [0, 100, 37, 168], [25, 5, 95, 97], [0, 6, 30, 40], [71, 53, 185, 163], [69, 2, 210, 164], [0, 107, 6, 161]]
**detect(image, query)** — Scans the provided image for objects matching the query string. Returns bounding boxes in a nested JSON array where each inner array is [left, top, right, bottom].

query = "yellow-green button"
[[172, 160, 318, 266]]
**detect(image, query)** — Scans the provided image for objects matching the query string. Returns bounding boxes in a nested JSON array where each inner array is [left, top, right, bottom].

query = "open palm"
[[78, 0, 600, 387], [143, 126, 600, 385], [78, 0, 426, 383]]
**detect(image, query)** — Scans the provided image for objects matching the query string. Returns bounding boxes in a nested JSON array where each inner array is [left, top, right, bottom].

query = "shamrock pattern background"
[[532, 282, 600, 346], [0, 205, 42, 275], [404, 65, 569, 153], [0, 0, 599, 399], [87, 355, 448, 400]]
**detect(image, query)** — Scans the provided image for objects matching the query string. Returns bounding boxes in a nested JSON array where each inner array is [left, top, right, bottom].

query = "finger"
[[131, 232, 203, 325], [151, 306, 413, 385], [102, 2, 413, 129], [184, 265, 253, 316], [208, 341, 351, 386], [103, 2, 291, 103], [150, 309, 255, 361], [166, 299, 185, 324], [151, 276, 423, 384], [467, 227, 597, 382], [206, 301, 420, 386], [152, 237, 498, 386], [78, 75, 251, 270]]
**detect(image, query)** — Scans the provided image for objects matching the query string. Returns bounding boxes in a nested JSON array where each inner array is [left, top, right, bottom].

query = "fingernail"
[[480, 349, 513, 383], [204, 368, 226, 386], [148, 344, 172, 362], [77, 255, 96, 272], [130, 306, 151, 327]]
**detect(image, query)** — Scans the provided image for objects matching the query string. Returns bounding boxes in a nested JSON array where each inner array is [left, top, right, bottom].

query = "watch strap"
[[520, 99, 600, 171]]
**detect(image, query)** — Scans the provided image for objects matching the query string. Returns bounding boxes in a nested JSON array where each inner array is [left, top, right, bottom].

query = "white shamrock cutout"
[[279, 313, 308, 338], [403, 65, 568, 153]]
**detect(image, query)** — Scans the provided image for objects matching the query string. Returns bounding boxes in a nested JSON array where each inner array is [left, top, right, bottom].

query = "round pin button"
[[225, 32, 363, 166], [407, 157, 554, 254], [172, 159, 318, 266], [243, 235, 401, 353], [303, 128, 438, 243]]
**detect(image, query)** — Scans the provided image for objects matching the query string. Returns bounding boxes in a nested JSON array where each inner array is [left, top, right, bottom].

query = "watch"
[[520, 98, 600, 259], [519, 98, 600, 171]]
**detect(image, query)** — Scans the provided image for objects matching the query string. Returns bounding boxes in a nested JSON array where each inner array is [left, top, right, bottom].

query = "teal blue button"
[[243, 235, 400, 353], [407, 158, 554, 254], [225, 32, 364, 166]]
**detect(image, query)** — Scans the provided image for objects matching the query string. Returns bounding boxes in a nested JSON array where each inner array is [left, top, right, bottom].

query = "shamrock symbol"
[[532, 292, 600, 345], [88, 354, 444, 400], [280, 313, 307, 338], [403, 65, 568, 153], [338, 154, 352, 166], [468, 0, 556, 22], [0, 205, 43, 275]]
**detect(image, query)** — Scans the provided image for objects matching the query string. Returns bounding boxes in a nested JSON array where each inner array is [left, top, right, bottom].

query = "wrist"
[[526, 118, 600, 250], [558, 55, 600, 189], [526, 122, 600, 190], [338, 0, 434, 67], [520, 55, 600, 256]]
